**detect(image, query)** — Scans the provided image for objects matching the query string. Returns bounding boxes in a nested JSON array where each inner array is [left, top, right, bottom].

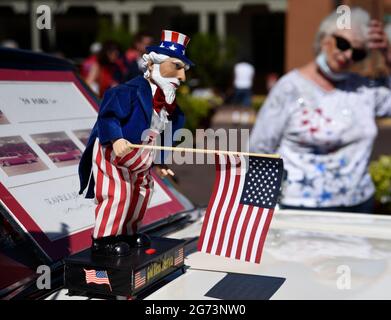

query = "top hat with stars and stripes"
[[146, 30, 194, 66]]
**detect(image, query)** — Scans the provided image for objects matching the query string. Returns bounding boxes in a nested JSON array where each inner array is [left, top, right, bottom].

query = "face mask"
[[315, 52, 348, 82], [151, 64, 179, 104]]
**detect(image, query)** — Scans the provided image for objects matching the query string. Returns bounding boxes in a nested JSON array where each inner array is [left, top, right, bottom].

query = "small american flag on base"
[[198, 154, 283, 264], [134, 269, 146, 289], [174, 248, 184, 266], [84, 269, 112, 291]]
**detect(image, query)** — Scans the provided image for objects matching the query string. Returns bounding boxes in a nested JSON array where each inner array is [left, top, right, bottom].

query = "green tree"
[[187, 33, 237, 90], [96, 18, 133, 51]]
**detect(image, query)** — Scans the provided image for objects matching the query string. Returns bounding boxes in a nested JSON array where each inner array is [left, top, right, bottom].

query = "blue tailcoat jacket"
[[78, 76, 185, 198]]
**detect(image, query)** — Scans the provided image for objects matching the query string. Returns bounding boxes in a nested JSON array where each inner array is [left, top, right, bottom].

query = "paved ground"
[[169, 108, 253, 207], [170, 162, 215, 207]]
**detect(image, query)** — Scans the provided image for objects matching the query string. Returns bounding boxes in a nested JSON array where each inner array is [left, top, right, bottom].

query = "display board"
[[0, 69, 185, 261]]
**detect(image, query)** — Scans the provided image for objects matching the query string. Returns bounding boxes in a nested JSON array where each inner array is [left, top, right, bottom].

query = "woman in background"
[[250, 8, 391, 213]]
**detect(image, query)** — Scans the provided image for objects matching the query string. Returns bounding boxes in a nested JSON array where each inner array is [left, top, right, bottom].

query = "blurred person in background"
[[85, 40, 124, 97], [232, 58, 255, 107], [80, 42, 102, 81], [124, 32, 153, 80], [250, 8, 391, 213]]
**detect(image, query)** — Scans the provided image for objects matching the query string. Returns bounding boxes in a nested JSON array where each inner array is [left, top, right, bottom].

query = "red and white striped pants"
[[91, 135, 157, 239]]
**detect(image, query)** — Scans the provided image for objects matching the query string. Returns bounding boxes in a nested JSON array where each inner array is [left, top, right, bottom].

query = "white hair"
[[142, 52, 170, 78], [314, 7, 370, 55]]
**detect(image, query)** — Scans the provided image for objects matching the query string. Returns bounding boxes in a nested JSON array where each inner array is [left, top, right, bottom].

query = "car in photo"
[[48, 149, 81, 162], [0, 152, 38, 167]]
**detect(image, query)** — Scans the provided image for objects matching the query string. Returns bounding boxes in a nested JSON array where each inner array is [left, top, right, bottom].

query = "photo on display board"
[[0, 136, 48, 176], [31, 132, 82, 168], [73, 129, 92, 147]]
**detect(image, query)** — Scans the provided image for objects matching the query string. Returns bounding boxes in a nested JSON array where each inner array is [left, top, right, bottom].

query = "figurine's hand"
[[112, 138, 133, 158], [368, 20, 389, 54], [155, 164, 175, 178]]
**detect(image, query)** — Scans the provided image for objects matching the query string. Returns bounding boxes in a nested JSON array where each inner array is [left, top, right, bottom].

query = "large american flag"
[[84, 269, 112, 291], [198, 154, 284, 264]]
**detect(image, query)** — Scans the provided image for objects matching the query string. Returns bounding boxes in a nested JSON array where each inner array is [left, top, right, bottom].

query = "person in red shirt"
[[85, 41, 123, 97], [80, 42, 101, 80]]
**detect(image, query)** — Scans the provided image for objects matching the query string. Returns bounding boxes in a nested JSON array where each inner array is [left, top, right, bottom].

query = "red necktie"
[[152, 87, 177, 115]]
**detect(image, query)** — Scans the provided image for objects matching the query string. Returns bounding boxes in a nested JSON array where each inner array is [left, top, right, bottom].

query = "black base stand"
[[64, 237, 185, 299]]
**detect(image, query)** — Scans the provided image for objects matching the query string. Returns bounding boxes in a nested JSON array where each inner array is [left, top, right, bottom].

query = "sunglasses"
[[332, 35, 367, 62]]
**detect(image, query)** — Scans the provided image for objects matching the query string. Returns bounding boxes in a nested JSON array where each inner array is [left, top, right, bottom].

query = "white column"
[[30, 1, 41, 51], [129, 11, 139, 34], [199, 11, 209, 34], [216, 10, 226, 42], [112, 10, 122, 28]]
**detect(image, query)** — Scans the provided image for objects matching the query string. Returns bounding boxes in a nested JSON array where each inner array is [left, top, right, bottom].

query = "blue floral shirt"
[[250, 70, 391, 208]]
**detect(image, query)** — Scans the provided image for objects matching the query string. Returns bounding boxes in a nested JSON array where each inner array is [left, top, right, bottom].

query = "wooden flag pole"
[[127, 143, 280, 159]]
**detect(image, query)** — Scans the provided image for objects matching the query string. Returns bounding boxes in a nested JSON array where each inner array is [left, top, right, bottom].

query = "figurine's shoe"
[[119, 233, 151, 248], [92, 237, 131, 257]]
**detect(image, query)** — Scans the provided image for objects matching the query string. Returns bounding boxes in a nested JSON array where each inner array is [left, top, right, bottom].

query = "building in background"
[[0, 0, 285, 92], [1, 0, 391, 92]]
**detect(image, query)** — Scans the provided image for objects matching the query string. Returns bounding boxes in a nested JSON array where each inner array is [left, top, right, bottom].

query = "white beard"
[[151, 64, 179, 104]]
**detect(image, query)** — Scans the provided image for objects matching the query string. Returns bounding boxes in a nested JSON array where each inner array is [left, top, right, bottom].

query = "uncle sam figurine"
[[78, 30, 193, 256]]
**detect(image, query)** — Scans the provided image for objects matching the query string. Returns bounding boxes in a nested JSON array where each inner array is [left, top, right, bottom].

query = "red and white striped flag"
[[197, 154, 284, 264]]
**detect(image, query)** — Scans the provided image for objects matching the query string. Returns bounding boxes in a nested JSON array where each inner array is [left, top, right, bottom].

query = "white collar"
[[148, 79, 158, 96]]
